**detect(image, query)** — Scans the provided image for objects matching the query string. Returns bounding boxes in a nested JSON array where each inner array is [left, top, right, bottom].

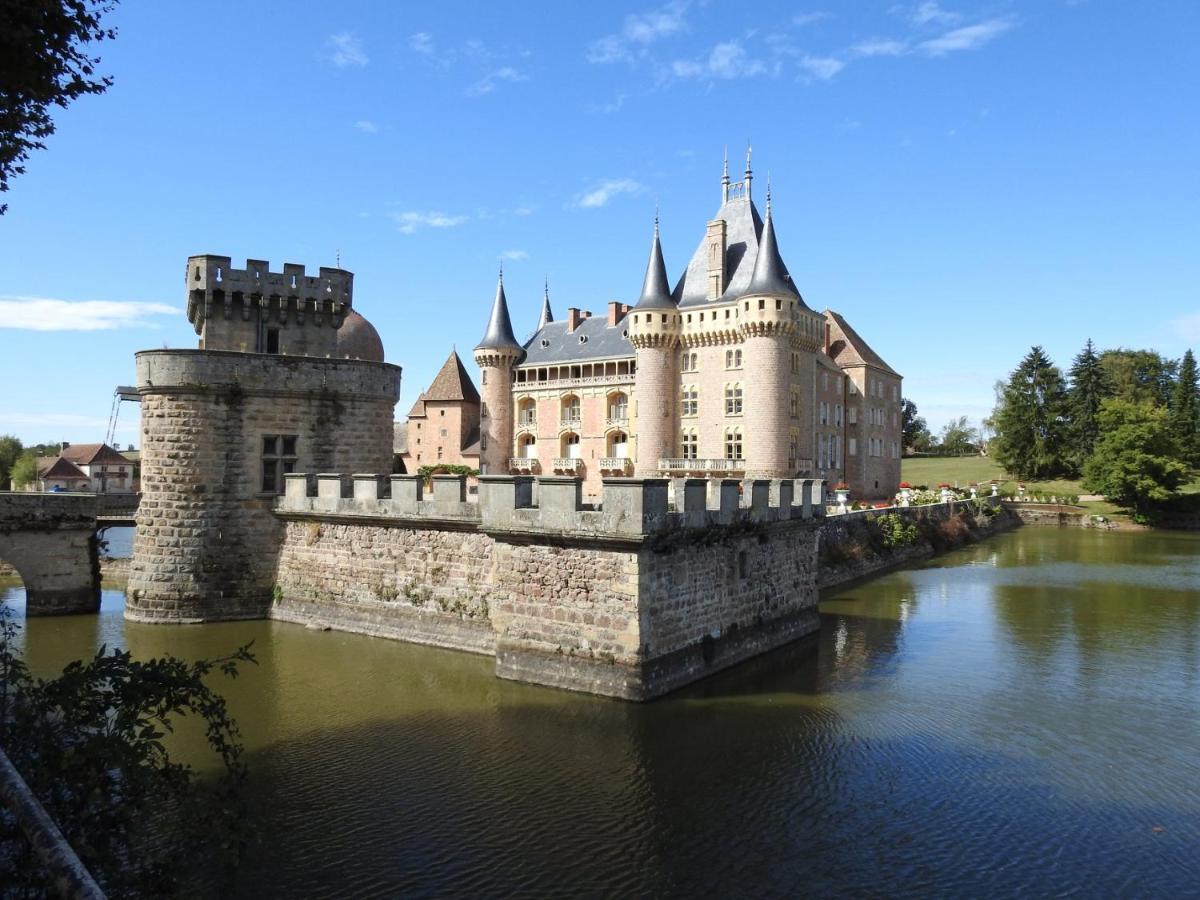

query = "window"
[[608, 392, 628, 422], [681, 352, 698, 372], [788, 430, 799, 470], [265, 328, 280, 354], [681, 385, 698, 417], [439, 428, 447, 437], [681, 429, 698, 460], [822, 371, 829, 391], [790, 351, 800, 375], [561, 395, 581, 425], [789, 388, 799, 419], [724, 383, 743, 415], [519, 433, 537, 458], [848, 407, 857, 425], [518, 398, 536, 427], [849, 437, 857, 456], [835, 404, 843, 427], [561, 432, 581, 459], [725, 348, 742, 369], [608, 431, 629, 458], [818, 437, 826, 470], [481, 370, 487, 385], [724, 427, 742, 461], [819, 401, 828, 426], [261, 434, 297, 493]]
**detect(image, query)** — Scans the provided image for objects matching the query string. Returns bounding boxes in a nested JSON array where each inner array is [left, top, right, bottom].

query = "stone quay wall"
[[271, 474, 827, 700], [127, 350, 399, 624], [0, 492, 100, 615]]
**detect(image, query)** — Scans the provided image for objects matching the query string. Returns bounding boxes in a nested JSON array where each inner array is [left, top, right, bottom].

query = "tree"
[[0, 605, 256, 895], [0, 435, 21, 487], [1066, 338, 1112, 472], [1170, 349, 1199, 466], [0, 0, 119, 214], [1099, 348, 1177, 408], [900, 398, 932, 453], [8, 451, 37, 488], [939, 416, 979, 456], [991, 346, 1070, 479], [1082, 399, 1189, 516]]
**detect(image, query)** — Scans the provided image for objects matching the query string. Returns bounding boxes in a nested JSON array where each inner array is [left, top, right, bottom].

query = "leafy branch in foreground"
[[0, 603, 256, 897]]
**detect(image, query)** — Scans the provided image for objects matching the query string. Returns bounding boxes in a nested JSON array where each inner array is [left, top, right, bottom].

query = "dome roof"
[[337, 309, 385, 362]]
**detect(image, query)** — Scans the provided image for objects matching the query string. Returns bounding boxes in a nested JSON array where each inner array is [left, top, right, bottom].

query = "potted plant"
[[937, 482, 954, 504], [898, 480, 913, 506], [833, 481, 850, 512]]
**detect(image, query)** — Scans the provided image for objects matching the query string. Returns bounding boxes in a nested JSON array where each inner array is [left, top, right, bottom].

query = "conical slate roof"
[[745, 200, 800, 299], [634, 221, 675, 310], [474, 271, 522, 352], [537, 280, 554, 330]]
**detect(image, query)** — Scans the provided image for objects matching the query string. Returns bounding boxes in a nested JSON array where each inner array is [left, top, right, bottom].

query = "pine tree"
[[991, 346, 1070, 479], [1170, 349, 1199, 466], [1066, 338, 1112, 472]]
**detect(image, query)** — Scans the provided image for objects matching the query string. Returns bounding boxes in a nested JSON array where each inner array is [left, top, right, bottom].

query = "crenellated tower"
[[473, 269, 524, 475], [627, 218, 681, 476], [738, 187, 823, 478]]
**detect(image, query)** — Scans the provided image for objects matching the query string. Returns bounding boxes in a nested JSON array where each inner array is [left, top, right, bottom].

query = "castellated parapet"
[[185, 255, 353, 355]]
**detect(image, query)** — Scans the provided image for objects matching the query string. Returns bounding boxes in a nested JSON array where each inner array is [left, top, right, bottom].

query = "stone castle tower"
[[127, 257, 400, 623], [473, 270, 523, 475]]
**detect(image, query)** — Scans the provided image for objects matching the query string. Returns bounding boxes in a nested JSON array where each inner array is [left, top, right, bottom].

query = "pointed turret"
[[474, 268, 522, 352], [746, 186, 799, 299], [537, 278, 554, 331], [633, 217, 675, 310]]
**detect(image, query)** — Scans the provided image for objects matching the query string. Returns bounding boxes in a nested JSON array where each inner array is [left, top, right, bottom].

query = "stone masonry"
[[0, 493, 100, 615]]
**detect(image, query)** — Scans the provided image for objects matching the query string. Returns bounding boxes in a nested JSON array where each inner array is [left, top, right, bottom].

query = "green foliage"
[[991, 346, 1070, 479], [0, 0, 120, 214], [0, 603, 256, 896], [938, 415, 979, 456], [1067, 338, 1113, 471], [1099, 348, 1178, 408], [1169, 349, 1199, 466], [9, 450, 38, 488], [416, 463, 479, 485], [901, 398, 932, 452], [0, 434, 21, 486], [1082, 399, 1189, 515], [875, 514, 919, 550]]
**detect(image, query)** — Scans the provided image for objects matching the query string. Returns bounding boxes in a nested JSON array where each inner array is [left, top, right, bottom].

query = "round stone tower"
[[627, 220, 681, 477], [473, 271, 524, 476]]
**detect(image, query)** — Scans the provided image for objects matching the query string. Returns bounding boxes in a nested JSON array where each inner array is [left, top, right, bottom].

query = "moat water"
[[4, 527, 1200, 896]]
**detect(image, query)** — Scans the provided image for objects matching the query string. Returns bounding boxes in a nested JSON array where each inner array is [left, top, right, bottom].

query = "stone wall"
[[127, 350, 399, 623], [0, 492, 99, 615]]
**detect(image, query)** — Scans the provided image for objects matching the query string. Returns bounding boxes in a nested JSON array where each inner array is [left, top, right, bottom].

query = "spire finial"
[[544, 275, 549, 299], [722, 146, 731, 202], [336, 248, 341, 268], [766, 171, 772, 215], [654, 202, 660, 236], [498, 260, 504, 282], [744, 141, 753, 200]]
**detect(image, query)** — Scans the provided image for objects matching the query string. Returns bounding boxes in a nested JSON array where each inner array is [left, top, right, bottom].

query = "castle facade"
[[472, 158, 903, 501]]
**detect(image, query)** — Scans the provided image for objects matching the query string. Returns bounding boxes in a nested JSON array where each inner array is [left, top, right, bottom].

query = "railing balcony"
[[517, 415, 537, 428], [509, 457, 539, 473], [560, 416, 582, 428], [598, 457, 632, 474], [605, 414, 629, 427], [552, 458, 583, 474], [657, 458, 745, 474]]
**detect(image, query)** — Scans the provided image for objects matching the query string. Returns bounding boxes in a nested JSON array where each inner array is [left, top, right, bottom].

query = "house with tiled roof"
[[469, 153, 903, 500], [34, 456, 92, 492], [396, 350, 482, 475], [53, 442, 138, 493]]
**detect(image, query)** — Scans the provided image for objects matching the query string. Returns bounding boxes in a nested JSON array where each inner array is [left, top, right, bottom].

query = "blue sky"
[[1, 0, 1198, 445]]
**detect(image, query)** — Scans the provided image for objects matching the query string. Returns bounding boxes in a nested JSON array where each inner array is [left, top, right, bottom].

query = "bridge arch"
[[0, 494, 100, 616]]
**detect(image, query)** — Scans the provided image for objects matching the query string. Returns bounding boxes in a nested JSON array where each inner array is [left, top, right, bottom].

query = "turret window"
[[790, 389, 799, 419], [724, 383, 743, 416], [682, 352, 698, 372], [725, 349, 742, 369]]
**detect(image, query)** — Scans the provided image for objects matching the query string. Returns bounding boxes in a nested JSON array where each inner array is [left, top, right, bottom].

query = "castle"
[[122, 160, 905, 699], [414, 155, 901, 501]]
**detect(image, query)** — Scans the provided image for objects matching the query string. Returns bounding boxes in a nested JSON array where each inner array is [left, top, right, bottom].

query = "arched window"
[[681, 385, 698, 417], [561, 432, 581, 459], [724, 383, 743, 415], [724, 427, 742, 461], [681, 429, 698, 460], [519, 433, 537, 459], [607, 430, 629, 458], [607, 392, 628, 423], [518, 398, 536, 428], [560, 395, 580, 426]]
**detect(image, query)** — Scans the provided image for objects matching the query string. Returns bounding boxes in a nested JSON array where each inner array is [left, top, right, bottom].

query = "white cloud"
[[911, 2, 961, 26], [354, 120, 378, 133], [467, 66, 526, 96], [0, 298, 178, 331], [793, 12, 831, 27], [587, 1, 689, 63], [409, 32, 434, 54], [918, 18, 1013, 55], [673, 41, 766, 80], [323, 33, 368, 68], [387, 211, 469, 234], [577, 178, 644, 209], [501, 250, 529, 261], [852, 38, 908, 57], [512, 205, 536, 216], [799, 55, 845, 80]]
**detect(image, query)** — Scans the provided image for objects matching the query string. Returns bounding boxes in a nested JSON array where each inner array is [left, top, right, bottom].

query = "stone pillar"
[[474, 348, 519, 476]]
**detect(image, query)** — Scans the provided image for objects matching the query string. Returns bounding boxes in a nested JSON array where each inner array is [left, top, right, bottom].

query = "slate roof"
[[824, 309, 898, 375], [536, 285, 554, 332], [746, 203, 803, 301], [634, 224, 675, 310], [674, 195, 766, 308], [520, 315, 634, 366], [474, 274, 522, 352], [59, 443, 130, 467], [424, 351, 480, 404]]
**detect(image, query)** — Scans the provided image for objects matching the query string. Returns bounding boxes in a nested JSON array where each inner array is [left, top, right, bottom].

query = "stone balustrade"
[[278, 473, 826, 539]]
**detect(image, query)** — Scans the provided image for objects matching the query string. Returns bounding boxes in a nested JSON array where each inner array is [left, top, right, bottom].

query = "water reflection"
[[3, 527, 1199, 896]]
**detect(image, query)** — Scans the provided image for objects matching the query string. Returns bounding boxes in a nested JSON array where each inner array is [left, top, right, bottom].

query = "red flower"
[[899, 481, 912, 489]]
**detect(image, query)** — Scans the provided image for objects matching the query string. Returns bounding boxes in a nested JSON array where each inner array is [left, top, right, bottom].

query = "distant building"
[[54, 442, 138, 493], [34, 456, 92, 492], [471, 154, 903, 499], [396, 350, 481, 474]]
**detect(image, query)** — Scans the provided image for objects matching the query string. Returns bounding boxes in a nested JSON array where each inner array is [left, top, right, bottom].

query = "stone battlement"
[[277, 473, 826, 540]]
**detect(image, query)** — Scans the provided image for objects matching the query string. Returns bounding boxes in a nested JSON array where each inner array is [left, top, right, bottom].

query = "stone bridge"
[[0, 493, 101, 616]]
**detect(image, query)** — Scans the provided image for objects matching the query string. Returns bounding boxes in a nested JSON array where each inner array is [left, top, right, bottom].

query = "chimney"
[[566, 307, 582, 333], [607, 301, 626, 326], [823, 321, 832, 355]]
